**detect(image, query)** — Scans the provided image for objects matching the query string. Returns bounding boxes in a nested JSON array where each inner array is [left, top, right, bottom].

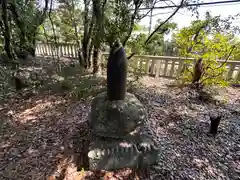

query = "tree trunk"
[[82, 41, 88, 68], [9, 2, 27, 54], [1, 0, 16, 64], [29, 36, 36, 57], [87, 41, 93, 68], [28, 27, 38, 57], [192, 58, 203, 84], [79, 0, 92, 68], [70, 0, 81, 55], [92, 46, 101, 74], [19, 34, 27, 49], [92, 0, 106, 74], [9, 0, 49, 57]]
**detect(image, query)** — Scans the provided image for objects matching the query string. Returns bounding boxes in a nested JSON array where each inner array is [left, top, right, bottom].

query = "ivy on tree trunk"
[[1, 0, 16, 66], [8, 0, 49, 58]]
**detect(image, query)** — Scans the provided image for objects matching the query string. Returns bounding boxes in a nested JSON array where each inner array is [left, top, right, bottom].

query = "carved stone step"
[[88, 137, 159, 171]]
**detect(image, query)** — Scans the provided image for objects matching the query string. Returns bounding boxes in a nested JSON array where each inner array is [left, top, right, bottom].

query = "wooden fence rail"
[[36, 43, 240, 82], [35, 43, 79, 58]]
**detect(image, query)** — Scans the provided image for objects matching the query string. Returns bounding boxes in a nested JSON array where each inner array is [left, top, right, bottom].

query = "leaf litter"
[[0, 73, 239, 180]]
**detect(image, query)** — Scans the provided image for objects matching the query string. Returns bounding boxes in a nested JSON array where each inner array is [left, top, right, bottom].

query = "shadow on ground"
[[0, 68, 144, 180], [130, 80, 240, 180], [0, 93, 89, 179], [0, 93, 148, 180], [1, 58, 239, 180]]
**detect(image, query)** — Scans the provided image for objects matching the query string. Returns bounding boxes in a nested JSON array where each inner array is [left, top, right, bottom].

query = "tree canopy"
[[0, 0, 239, 73]]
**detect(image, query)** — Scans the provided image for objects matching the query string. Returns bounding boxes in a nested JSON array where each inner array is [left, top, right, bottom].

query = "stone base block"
[[89, 91, 147, 138], [88, 136, 159, 171]]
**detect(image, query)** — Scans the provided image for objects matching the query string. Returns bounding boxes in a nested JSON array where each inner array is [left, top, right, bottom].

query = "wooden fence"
[[36, 43, 240, 82], [35, 43, 79, 58]]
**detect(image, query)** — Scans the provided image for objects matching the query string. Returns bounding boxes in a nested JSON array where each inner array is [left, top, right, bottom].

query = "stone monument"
[[88, 39, 159, 171]]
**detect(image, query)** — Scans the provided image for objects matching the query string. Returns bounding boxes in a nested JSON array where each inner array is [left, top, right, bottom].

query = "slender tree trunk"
[[92, 0, 106, 74], [87, 40, 93, 68], [78, 0, 96, 69], [80, 0, 91, 68], [8, 2, 26, 49], [82, 41, 88, 68], [71, 1, 80, 44], [49, 0, 60, 71], [66, 0, 84, 65], [9, 0, 49, 57], [19, 34, 26, 49], [122, 0, 142, 47], [1, 0, 16, 65], [92, 45, 100, 74], [29, 32, 36, 56], [92, 28, 101, 73]]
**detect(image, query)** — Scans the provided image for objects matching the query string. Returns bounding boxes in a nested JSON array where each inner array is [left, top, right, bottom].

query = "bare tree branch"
[[205, 42, 240, 72], [127, 0, 185, 59], [139, 0, 161, 19], [217, 42, 240, 68], [200, 42, 240, 83], [38, 0, 49, 25], [122, 0, 143, 47], [145, 0, 185, 45]]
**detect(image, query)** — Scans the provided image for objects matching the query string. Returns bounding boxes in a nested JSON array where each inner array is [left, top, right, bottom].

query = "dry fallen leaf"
[[0, 61, 239, 180], [47, 175, 56, 180]]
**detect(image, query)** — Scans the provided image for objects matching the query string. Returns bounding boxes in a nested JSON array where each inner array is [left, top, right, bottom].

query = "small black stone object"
[[107, 39, 127, 101], [12, 71, 28, 91], [209, 115, 222, 136]]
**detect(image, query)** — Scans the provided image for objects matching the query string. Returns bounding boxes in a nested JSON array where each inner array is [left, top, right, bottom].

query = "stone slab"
[[88, 135, 159, 171]]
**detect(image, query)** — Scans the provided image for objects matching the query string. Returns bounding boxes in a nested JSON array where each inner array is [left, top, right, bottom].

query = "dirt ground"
[[0, 57, 239, 180]]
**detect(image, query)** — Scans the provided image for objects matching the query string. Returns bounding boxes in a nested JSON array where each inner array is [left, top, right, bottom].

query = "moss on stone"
[[89, 91, 147, 138]]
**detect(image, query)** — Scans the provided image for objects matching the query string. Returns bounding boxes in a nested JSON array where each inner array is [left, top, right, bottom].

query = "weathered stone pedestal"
[[88, 91, 159, 170]]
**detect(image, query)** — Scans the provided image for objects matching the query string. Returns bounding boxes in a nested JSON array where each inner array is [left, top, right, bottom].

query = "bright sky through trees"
[[139, 0, 240, 39]]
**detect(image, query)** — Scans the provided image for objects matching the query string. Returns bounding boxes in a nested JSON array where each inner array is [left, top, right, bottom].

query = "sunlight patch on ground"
[[15, 99, 66, 123], [48, 157, 87, 180]]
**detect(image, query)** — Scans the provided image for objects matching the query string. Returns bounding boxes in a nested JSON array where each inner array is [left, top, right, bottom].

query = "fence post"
[[227, 64, 236, 80], [145, 57, 150, 75], [237, 68, 240, 82], [155, 60, 160, 77], [176, 60, 184, 77], [169, 60, 176, 77], [163, 59, 168, 76]]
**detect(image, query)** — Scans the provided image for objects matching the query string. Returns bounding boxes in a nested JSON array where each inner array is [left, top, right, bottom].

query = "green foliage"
[[230, 38, 240, 60], [126, 20, 177, 56], [56, 73, 107, 100], [127, 33, 147, 55], [41, 0, 83, 43], [69, 76, 106, 100], [0, 65, 9, 93], [175, 13, 239, 87], [104, 0, 146, 46], [9, 0, 49, 53], [60, 79, 73, 90], [79, 167, 85, 177]]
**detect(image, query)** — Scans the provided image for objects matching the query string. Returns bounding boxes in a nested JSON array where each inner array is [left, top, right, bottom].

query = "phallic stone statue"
[[107, 38, 127, 100], [88, 38, 159, 171]]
